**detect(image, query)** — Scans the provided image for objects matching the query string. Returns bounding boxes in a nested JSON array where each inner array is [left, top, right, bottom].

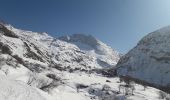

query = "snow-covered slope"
[[0, 75, 45, 100], [116, 26, 170, 93], [5, 25, 120, 71]]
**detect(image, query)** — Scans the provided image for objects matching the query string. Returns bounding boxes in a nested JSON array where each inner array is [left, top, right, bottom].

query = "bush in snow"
[[118, 84, 135, 95], [102, 84, 111, 91], [46, 73, 61, 81], [142, 84, 147, 91], [76, 83, 89, 92], [27, 72, 53, 89], [88, 84, 126, 100], [100, 94, 126, 100], [40, 73, 65, 92], [159, 91, 170, 100], [40, 80, 62, 92]]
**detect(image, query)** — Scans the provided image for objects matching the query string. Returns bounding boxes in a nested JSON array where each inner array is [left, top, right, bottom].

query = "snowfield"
[[0, 75, 45, 100], [46, 71, 163, 100], [1, 70, 165, 100]]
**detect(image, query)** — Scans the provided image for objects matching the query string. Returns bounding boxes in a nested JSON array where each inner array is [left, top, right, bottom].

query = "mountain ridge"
[[116, 25, 170, 93]]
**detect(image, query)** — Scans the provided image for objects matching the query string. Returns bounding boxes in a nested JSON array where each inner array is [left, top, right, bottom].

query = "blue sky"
[[0, 0, 170, 53]]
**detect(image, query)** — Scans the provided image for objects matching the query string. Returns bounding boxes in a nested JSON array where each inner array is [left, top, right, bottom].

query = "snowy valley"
[[0, 21, 169, 100]]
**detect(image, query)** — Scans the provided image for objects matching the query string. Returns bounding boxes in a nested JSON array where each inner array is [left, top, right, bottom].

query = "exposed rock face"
[[116, 26, 170, 93]]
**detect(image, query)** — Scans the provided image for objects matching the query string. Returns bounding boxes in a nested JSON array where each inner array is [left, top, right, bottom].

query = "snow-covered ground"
[[0, 75, 46, 100], [47, 72, 162, 100], [0, 64, 164, 100], [4, 67, 163, 100]]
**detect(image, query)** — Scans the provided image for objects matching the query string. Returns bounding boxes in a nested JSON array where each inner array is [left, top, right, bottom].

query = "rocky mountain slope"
[[116, 26, 170, 93], [7, 25, 119, 70]]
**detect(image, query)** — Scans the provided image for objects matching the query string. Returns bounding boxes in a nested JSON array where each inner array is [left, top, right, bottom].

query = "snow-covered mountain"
[[116, 26, 170, 93], [0, 21, 167, 100], [4, 24, 120, 71], [59, 34, 120, 68]]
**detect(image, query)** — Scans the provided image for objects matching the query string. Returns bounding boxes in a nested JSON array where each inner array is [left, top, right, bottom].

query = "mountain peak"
[[58, 34, 100, 48], [138, 25, 170, 45], [58, 33, 120, 67]]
